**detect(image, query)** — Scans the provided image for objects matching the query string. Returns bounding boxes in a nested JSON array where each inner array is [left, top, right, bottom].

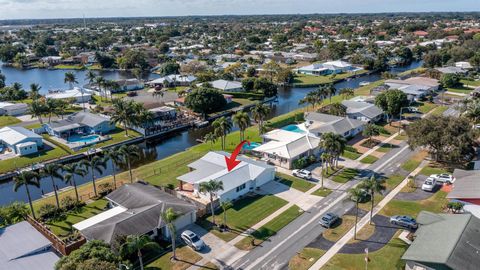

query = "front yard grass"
[[332, 168, 359, 183], [0, 145, 71, 174], [0, 115, 21, 127], [234, 205, 302, 250], [447, 87, 473, 94], [200, 194, 288, 242], [342, 150, 362, 160], [146, 246, 202, 270], [312, 187, 333, 197], [276, 173, 315, 192], [430, 105, 449, 116], [45, 199, 108, 238], [289, 247, 326, 270], [322, 215, 356, 242], [360, 155, 379, 164], [419, 164, 451, 176], [376, 143, 397, 153], [400, 151, 427, 173], [415, 102, 438, 114]]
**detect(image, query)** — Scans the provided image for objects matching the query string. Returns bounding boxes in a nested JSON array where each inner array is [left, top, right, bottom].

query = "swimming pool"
[[67, 135, 100, 143], [242, 142, 261, 150], [282, 124, 305, 133]]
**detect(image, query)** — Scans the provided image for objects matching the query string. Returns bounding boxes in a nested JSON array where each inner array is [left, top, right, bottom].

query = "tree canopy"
[[185, 87, 227, 116]]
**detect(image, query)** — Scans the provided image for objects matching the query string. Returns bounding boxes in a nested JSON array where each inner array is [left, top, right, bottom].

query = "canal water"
[[0, 61, 422, 205]]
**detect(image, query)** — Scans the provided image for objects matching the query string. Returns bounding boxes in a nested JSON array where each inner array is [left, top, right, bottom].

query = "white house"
[[198, 79, 243, 92], [177, 151, 275, 203], [253, 128, 321, 169], [149, 74, 197, 87], [384, 77, 440, 101], [303, 112, 365, 138], [0, 102, 28, 116], [341, 100, 384, 123], [297, 60, 363, 76], [45, 87, 92, 103], [0, 126, 43, 155]]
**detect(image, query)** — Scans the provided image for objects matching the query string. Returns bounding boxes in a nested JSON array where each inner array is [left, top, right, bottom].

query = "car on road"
[[430, 173, 455, 184], [319, 212, 339, 228], [421, 177, 437, 192], [181, 230, 205, 251], [292, 169, 312, 180], [390, 215, 418, 229]]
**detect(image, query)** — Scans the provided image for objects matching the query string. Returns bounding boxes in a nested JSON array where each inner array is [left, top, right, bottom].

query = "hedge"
[[223, 91, 265, 100]]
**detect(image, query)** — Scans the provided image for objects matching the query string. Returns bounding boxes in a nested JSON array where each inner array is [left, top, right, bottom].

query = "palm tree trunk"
[[223, 211, 227, 228], [171, 230, 177, 260], [138, 250, 144, 270], [112, 167, 117, 189], [370, 191, 374, 224], [321, 161, 324, 187], [51, 177, 60, 208], [73, 179, 79, 202], [124, 124, 129, 136], [128, 159, 133, 183], [91, 168, 98, 196], [25, 185, 36, 219], [210, 196, 216, 226], [354, 202, 359, 240]]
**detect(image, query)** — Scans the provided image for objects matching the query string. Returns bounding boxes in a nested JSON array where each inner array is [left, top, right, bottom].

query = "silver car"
[[292, 169, 312, 180], [181, 230, 205, 251]]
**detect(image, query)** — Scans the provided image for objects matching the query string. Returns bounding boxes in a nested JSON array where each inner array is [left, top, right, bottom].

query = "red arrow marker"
[[225, 140, 250, 171]]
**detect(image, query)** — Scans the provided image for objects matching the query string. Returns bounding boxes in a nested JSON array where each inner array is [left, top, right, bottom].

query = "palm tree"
[[62, 163, 86, 202], [95, 76, 106, 101], [212, 117, 232, 150], [360, 175, 386, 224], [160, 208, 179, 260], [104, 147, 124, 189], [121, 235, 160, 270], [45, 98, 60, 123], [463, 100, 480, 125], [28, 100, 47, 124], [299, 90, 324, 110], [29, 83, 42, 100], [251, 102, 270, 135], [64, 72, 78, 89], [40, 163, 63, 208], [325, 84, 336, 103], [118, 144, 141, 183], [362, 124, 380, 145], [111, 99, 137, 136], [80, 155, 106, 197], [339, 87, 354, 100], [232, 111, 250, 142], [349, 187, 364, 240], [320, 132, 346, 167], [220, 200, 233, 230], [204, 132, 217, 148], [199, 180, 224, 226], [320, 152, 331, 187], [13, 171, 40, 219], [85, 70, 97, 86]]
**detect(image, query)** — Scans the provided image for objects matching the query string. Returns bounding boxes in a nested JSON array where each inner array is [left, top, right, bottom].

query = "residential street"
[[224, 141, 413, 270]]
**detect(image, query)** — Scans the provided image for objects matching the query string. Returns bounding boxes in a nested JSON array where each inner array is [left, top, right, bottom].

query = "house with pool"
[[252, 127, 321, 169], [303, 112, 365, 138], [43, 112, 115, 149]]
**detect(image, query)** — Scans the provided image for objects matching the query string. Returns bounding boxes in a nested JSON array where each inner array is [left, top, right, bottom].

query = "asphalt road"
[[225, 141, 413, 270]]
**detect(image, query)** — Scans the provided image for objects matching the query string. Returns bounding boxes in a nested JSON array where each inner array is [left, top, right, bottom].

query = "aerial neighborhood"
[[1, 7, 480, 270]]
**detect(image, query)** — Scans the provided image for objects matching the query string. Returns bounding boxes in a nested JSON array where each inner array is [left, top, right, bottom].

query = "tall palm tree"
[[325, 83, 337, 103], [62, 163, 86, 202], [80, 155, 106, 197], [360, 175, 386, 224], [104, 146, 124, 189], [199, 180, 224, 226], [111, 99, 137, 136], [95, 76, 106, 101], [320, 132, 346, 167], [317, 85, 330, 104], [160, 208, 179, 260], [28, 100, 47, 124], [64, 72, 78, 89], [320, 152, 331, 187], [232, 111, 250, 142], [13, 171, 40, 219], [212, 117, 232, 150], [121, 235, 160, 270], [118, 144, 141, 183], [349, 187, 364, 240], [251, 102, 270, 135], [40, 163, 63, 208], [339, 87, 354, 100], [220, 200, 233, 230], [85, 70, 97, 87], [29, 83, 42, 100], [204, 132, 217, 148], [45, 98, 60, 123]]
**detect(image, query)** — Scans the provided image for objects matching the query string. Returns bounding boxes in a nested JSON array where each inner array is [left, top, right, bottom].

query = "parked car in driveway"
[[181, 230, 205, 251], [421, 177, 437, 192], [390, 215, 418, 229], [430, 173, 455, 184], [292, 169, 312, 180], [319, 212, 339, 228]]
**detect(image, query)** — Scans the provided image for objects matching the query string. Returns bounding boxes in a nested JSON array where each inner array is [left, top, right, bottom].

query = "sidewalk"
[[356, 131, 400, 161], [308, 160, 428, 270]]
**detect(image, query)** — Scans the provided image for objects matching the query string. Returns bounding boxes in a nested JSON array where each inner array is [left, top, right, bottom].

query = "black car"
[[319, 212, 339, 228]]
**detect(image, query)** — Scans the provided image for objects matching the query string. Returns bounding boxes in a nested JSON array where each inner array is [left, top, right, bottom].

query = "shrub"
[[292, 155, 316, 169], [61, 196, 84, 211], [0, 202, 29, 226], [447, 202, 464, 213], [99, 183, 113, 196], [38, 203, 64, 221]]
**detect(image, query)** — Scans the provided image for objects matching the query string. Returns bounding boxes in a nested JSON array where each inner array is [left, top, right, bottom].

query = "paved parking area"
[[394, 174, 440, 201], [257, 181, 322, 210]]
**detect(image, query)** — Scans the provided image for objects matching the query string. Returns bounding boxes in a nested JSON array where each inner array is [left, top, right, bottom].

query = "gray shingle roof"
[[341, 100, 383, 119], [447, 169, 480, 199], [402, 211, 480, 270], [304, 112, 364, 135], [48, 112, 110, 132]]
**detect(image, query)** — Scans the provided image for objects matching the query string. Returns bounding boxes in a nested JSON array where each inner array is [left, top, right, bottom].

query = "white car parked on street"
[[421, 177, 437, 192]]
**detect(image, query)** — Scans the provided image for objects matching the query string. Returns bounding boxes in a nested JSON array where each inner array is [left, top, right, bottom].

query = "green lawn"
[[461, 79, 480, 87], [293, 70, 368, 87], [0, 146, 71, 174], [200, 194, 288, 242], [332, 168, 359, 183], [415, 102, 438, 114], [376, 143, 396, 153], [24, 123, 43, 129], [360, 155, 379, 164], [419, 166, 450, 176], [276, 173, 315, 192], [430, 105, 449, 116], [235, 205, 303, 250], [400, 159, 421, 173], [385, 174, 406, 190], [45, 199, 108, 238], [322, 215, 356, 242], [0, 115, 21, 127], [342, 150, 362, 160], [312, 187, 333, 197], [289, 248, 326, 270], [447, 87, 473, 94], [146, 246, 202, 270]]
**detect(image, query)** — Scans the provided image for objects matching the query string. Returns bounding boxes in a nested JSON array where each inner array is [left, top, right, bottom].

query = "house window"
[[236, 183, 246, 192]]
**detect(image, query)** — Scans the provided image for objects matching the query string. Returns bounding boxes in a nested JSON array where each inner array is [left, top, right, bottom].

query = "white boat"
[[359, 81, 371, 86]]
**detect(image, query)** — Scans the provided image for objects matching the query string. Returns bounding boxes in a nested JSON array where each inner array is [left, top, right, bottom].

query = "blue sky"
[[0, 0, 479, 20]]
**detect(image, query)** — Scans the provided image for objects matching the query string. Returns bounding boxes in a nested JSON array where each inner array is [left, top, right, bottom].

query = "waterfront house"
[[384, 77, 440, 101], [435, 66, 468, 75], [177, 151, 275, 203], [341, 100, 384, 123], [0, 102, 28, 116], [198, 79, 244, 92], [45, 87, 92, 103], [296, 60, 363, 76], [73, 182, 197, 244], [114, 78, 144, 92], [0, 126, 43, 156], [44, 111, 115, 139], [252, 128, 321, 169], [0, 221, 60, 270], [149, 74, 197, 88], [303, 112, 365, 138], [402, 211, 480, 270]]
